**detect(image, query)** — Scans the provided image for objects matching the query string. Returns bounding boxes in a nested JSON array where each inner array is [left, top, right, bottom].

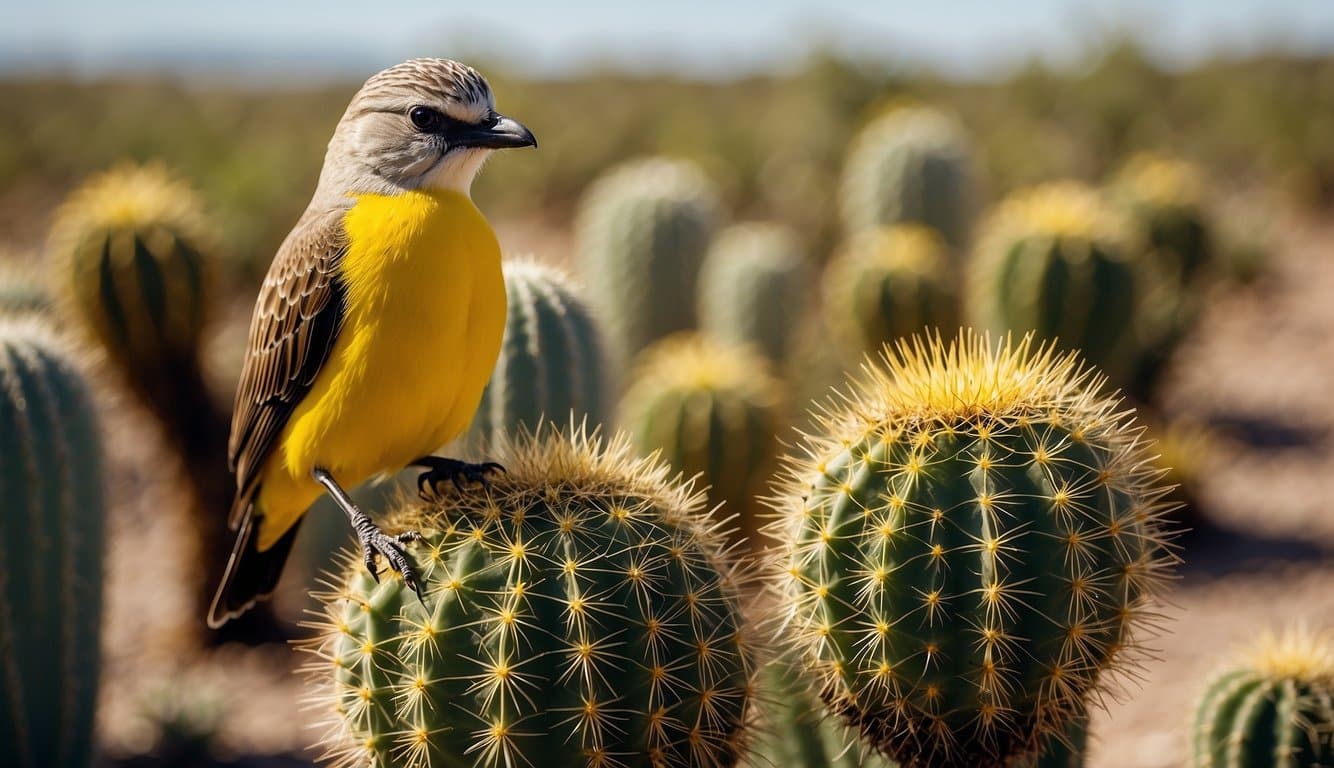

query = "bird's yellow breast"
[[255, 189, 506, 548]]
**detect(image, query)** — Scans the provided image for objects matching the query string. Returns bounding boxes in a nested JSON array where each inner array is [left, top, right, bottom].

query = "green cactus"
[[0, 260, 52, 317], [48, 163, 241, 638], [467, 258, 609, 448], [747, 662, 896, 768], [574, 157, 721, 364], [967, 182, 1141, 384], [620, 334, 783, 550], [1193, 627, 1334, 767], [310, 427, 757, 768], [698, 223, 811, 367], [839, 106, 976, 251], [822, 225, 960, 361], [0, 319, 106, 768], [1111, 155, 1215, 400], [769, 331, 1174, 768]]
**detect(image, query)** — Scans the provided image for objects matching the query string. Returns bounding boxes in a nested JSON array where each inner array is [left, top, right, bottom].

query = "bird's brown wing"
[[227, 207, 348, 528]]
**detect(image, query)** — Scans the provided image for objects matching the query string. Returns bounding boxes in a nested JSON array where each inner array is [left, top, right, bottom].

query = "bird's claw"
[[359, 528, 424, 602], [413, 456, 505, 498]]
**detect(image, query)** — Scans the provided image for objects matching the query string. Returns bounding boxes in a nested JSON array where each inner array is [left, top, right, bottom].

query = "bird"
[[207, 58, 536, 628]]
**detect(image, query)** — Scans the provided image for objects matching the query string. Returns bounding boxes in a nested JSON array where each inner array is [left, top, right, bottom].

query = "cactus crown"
[[1246, 627, 1334, 683], [0, 260, 51, 317], [308, 427, 758, 768], [49, 163, 213, 248], [770, 330, 1175, 768], [846, 225, 948, 274], [980, 182, 1127, 246], [1113, 153, 1206, 210], [624, 333, 780, 407]]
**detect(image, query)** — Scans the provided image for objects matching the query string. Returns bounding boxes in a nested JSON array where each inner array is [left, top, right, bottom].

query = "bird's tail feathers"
[[207, 509, 302, 629]]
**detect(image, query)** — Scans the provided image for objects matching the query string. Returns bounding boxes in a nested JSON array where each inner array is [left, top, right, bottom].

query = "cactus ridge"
[[1193, 627, 1334, 768], [823, 224, 960, 360], [469, 258, 609, 448], [0, 319, 106, 768], [839, 106, 975, 251], [768, 331, 1175, 768], [697, 223, 811, 366], [308, 427, 757, 768], [621, 334, 783, 550], [574, 157, 721, 364]]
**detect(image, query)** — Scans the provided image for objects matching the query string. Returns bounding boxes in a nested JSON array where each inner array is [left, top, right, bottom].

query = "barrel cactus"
[[839, 106, 976, 252], [49, 162, 238, 636], [0, 261, 51, 317], [309, 427, 757, 768], [620, 334, 783, 550], [769, 331, 1175, 768], [1193, 627, 1334, 767], [574, 157, 721, 364], [1111, 155, 1214, 399], [698, 223, 811, 367], [467, 258, 609, 448], [967, 182, 1141, 384], [0, 319, 106, 768], [822, 225, 959, 361]]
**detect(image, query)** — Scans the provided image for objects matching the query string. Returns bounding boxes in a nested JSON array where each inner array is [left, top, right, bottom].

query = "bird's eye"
[[409, 106, 443, 131]]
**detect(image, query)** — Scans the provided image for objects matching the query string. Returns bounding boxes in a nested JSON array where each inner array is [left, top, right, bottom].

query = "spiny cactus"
[[620, 334, 783, 550], [1111, 155, 1215, 400], [1193, 627, 1334, 767], [0, 319, 106, 768], [467, 258, 609, 448], [574, 157, 721, 364], [822, 225, 959, 361], [698, 223, 812, 367], [967, 182, 1141, 383], [769, 331, 1175, 768], [309, 427, 757, 768], [0, 260, 52, 317], [48, 163, 240, 638], [839, 106, 976, 252]]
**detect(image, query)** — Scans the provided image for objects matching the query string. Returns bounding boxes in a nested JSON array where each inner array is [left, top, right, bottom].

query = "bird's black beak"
[[456, 114, 537, 150]]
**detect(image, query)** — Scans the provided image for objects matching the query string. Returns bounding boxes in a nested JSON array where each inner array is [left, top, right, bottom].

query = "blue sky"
[[5, 0, 1332, 80]]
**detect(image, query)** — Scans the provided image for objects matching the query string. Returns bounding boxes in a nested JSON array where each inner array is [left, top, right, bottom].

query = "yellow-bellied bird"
[[208, 59, 536, 627]]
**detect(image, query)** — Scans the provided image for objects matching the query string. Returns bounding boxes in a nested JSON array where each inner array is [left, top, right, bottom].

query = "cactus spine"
[[0, 319, 106, 768], [311, 427, 756, 768], [698, 223, 811, 366], [822, 225, 960, 361], [1193, 627, 1334, 767], [574, 157, 721, 364], [468, 259, 609, 447], [769, 331, 1174, 768], [839, 106, 976, 252], [620, 334, 783, 549], [967, 182, 1140, 383]]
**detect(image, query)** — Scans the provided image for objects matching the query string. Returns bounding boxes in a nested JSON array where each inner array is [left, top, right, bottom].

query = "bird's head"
[[320, 58, 535, 199]]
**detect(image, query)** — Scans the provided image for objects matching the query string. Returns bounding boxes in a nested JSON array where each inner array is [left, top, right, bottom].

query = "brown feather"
[[227, 206, 348, 528]]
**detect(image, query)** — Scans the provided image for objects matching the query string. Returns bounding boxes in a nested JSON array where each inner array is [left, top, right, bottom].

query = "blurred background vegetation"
[[3, 38, 1331, 282]]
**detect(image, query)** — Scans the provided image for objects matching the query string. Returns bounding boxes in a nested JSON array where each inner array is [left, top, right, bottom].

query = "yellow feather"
[[254, 189, 506, 550]]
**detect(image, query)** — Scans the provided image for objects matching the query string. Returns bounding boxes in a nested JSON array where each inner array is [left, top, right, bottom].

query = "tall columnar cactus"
[[467, 258, 609, 448], [310, 427, 757, 768], [620, 334, 783, 549], [967, 182, 1141, 384], [698, 223, 811, 367], [49, 163, 237, 636], [822, 224, 960, 361], [1111, 154, 1215, 399], [1193, 627, 1334, 767], [769, 331, 1175, 768], [0, 319, 106, 768], [838, 106, 976, 252], [574, 157, 721, 364]]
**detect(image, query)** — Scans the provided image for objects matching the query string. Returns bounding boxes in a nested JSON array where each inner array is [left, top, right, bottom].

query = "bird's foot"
[[359, 526, 425, 602], [411, 456, 505, 497]]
